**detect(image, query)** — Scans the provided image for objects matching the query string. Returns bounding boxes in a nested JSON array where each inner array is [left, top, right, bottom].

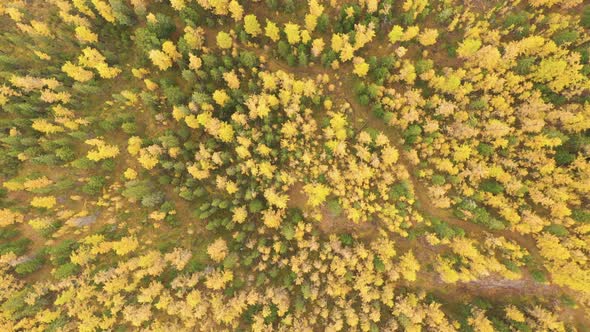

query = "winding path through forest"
[[253, 43, 590, 325]]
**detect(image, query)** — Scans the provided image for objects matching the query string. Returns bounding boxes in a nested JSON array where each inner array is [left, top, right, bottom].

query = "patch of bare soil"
[[286, 182, 307, 211], [461, 275, 559, 298], [447, 275, 590, 328], [287, 183, 379, 240], [318, 206, 379, 240]]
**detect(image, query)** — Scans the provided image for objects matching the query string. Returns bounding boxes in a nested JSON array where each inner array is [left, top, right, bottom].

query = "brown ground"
[[269, 35, 590, 324], [287, 182, 379, 240]]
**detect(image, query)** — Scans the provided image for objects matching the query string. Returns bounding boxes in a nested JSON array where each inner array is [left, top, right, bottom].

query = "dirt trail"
[[249, 42, 590, 309], [228, 13, 590, 326], [335, 72, 545, 259], [253, 41, 544, 256]]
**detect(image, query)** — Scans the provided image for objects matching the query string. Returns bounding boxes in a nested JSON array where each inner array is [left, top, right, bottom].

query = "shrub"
[[326, 199, 342, 216], [339, 233, 354, 246], [552, 30, 578, 46], [141, 192, 165, 208], [121, 122, 137, 134], [583, 6, 590, 28], [373, 256, 385, 272], [504, 11, 528, 28], [223, 252, 239, 269], [239, 51, 258, 68], [248, 199, 264, 213], [281, 223, 296, 240], [71, 157, 94, 170], [431, 175, 446, 186], [572, 209, 590, 223], [55, 147, 75, 162], [122, 180, 153, 201], [147, 13, 175, 39], [389, 181, 411, 200], [403, 124, 422, 144], [277, 41, 290, 59], [0, 227, 20, 240], [415, 59, 433, 75], [0, 238, 31, 256], [286, 54, 296, 67], [48, 240, 77, 265], [162, 84, 184, 106], [554, 149, 575, 166], [515, 57, 535, 75], [298, 51, 308, 66], [53, 263, 80, 279], [531, 269, 547, 283], [15, 255, 45, 275], [544, 224, 569, 237], [133, 28, 160, 53], [316, 14, 329, 33], [431, 218, 460, 239], [469, 98, 487, 110], [83, 176, 106, 195], [479, 179, 504, 194], [455, 199, 506, 230], [477, 143, 494, 157], [358, 94, 370, 106]]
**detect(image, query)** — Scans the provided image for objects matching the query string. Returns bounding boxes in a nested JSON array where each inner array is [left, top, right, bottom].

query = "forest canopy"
[[0, 0, 589, 331]]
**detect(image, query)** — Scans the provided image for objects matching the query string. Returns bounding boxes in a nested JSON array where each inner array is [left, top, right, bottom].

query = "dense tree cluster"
[[0, 0, 589, 330]]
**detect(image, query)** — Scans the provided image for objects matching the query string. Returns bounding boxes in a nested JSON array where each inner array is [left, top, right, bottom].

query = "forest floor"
[[6, 4, 588, 326], [255, 36, 590, 326]]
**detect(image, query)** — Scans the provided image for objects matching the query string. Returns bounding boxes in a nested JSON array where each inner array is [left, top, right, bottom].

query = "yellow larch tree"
[[124, 168, 138, 180], [91, 0, 116, 23], [162, 40, 181, 61], [149, 50, 173, 71], [353, 57, 369, 77], [223, 70, 240, 89], [207, 238, 228, 262], [311, 38, 325, 57], [388, 25, 404, 44], [262, 209, 283, 228], [86, 139, 120, 161], [303, 183, 331, 207], [32, 119, 64, 134], [284, 23, 301, 45], [31, 196, 57, 209], [265, 20, 280, 42], [0, 209, 24, 227], [112, 236, 139, 256], [216, 31, 233, 49], [244, 14, 261, 37], [399, 251, 420, 281], [418, 28, 438, 46], [232, 206, 248, 223], [75, 26, 98, 43], [213, 89, 230, 106], [170, 0, 186, 11], [228, 0, 244, 21], [62, 62, 94, 82]]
